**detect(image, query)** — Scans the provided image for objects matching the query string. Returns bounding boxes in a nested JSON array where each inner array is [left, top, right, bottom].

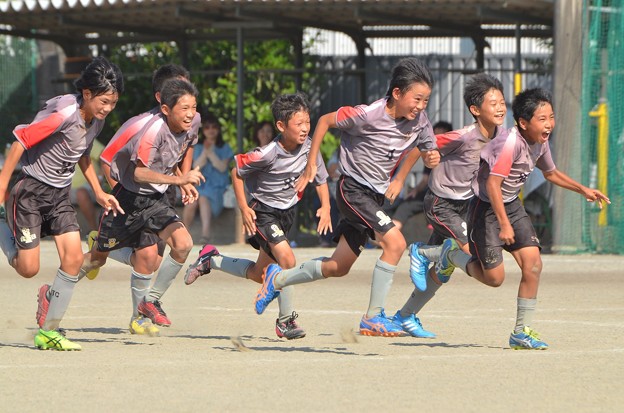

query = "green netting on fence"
[[580, 0, 624, 254], [0, 36, 36, 148]]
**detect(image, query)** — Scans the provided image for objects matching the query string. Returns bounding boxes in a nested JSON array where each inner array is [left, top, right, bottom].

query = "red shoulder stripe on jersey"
[[136, 119, 165, 167], [490, 131, 517, 177], [435, 130, 463, 150], [14, 104, 76, 149], [235, 151, 263, 169], [336, 106, 360, 123], [100, 115, 153, 165]]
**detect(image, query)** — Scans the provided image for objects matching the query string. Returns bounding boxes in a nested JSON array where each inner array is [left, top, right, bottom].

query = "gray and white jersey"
[[13, 94, 102, 188], [473, 126, 556, 203], [111, 112, 198, 195], [334, 97, 437, 194], [235, 136, 329, 210], [429, 123, 506, 201]]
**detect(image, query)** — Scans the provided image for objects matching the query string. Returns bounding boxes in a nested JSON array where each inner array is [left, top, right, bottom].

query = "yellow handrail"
[[588, 101, 608, 226]]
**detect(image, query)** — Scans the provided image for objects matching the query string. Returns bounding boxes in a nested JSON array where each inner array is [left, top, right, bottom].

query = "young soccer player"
[[0, 56, 124, 350], [436, 88, 610, 349], [253, 57, 440, 336], [95, 65, 199, 334], [82, 79, 204, 334], [185, 92, 332, 340], [395, 73, 507, 337]]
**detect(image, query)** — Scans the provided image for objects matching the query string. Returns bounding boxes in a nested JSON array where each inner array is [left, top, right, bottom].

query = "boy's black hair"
[[160, 78, 198, 109], [463, 73, 504, 120], [152, 64, 190, 94], [512, 88, 553, 125], [433, 120, 453, 133], [386, 57, 434, 97], [271, 92, 310, 124], [74, 56, 124, 96]]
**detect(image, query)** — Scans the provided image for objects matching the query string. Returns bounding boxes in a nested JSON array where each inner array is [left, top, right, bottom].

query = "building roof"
[[0, 0, 554, 50]]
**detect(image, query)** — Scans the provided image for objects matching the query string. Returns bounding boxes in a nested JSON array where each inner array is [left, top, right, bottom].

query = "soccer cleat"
[[409, 242, 430, 291], [509, 326, 549, 350], [85, 230, 100, 280], [34, 329, 82, 351], [275, 311, 306, 340], [435, 238, 459, 283], [359, 310, 406, 337], [138, 299, 171, 327], [36, 284, 50, 328], [392, 310, 436, 338], [129, 316, 160, 336], [254, 264, 282, 315], [184, 244, 220, 285]]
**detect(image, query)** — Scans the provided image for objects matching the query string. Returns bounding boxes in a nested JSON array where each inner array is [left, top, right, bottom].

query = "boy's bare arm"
[[543, 169, 611, 208], [231, 167, 256, 237], [314, 182, 332, 235], [486, 175, 514, 245]]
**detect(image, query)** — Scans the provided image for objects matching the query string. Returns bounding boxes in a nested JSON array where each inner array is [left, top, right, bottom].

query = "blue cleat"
[[435, 238, 459, 283], [359, 309, 406, 337], [392, 310, 436, 338], [509, 326, 549, 350], [409, 242, 430, 291], [254, 264, 282, 315]]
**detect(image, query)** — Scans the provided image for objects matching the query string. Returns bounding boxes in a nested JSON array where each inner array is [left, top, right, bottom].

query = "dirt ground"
[[1, 241, 623, 413]]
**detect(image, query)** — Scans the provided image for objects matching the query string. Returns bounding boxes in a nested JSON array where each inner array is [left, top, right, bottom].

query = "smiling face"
[[81, 90, 119, 122], [162, 94, 197, 134], [518, 101, 555, 145], [277, 110, 310, 151], [390, 82, 431, 120], [471, 88, 507, 128]]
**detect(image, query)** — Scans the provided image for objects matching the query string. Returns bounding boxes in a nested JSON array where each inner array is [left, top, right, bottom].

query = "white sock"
[[43, 269, 77, 331], [366, 259, 396, 318], [514, 297, 537, 334], [131, 270, 152, 317], [109, 247, 134, 266], [274, 259, 324, 289], [148, 254, 183, 302], [211, 254, 252, 278]]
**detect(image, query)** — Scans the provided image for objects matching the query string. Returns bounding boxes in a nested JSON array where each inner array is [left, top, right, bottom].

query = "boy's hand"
[[97, 193, 125, 217], [295, 164, 317, 193], [422, 150, 440, 168], [179, 166, 206, 186], [316, 206, 332, 236], [240, 206, 257, 237], [180, 184, 199, 205], [498, 222, 515, 245], [385, 180, 403, 204], [582, 188, 611, 209]]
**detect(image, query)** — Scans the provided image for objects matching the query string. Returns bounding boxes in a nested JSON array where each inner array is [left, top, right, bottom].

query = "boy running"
[[436, 88, 609, 349], [82, 79, 204, 334], [254, 57, 440, 337], [185, 92, 332, 340], [0, 57, 124, 350], [396, 73, 507, 337]]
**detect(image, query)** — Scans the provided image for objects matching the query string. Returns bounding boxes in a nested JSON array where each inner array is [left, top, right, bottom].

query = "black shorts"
[[7, 175, 80, 250], [96, 185, 180, 252], [334, 175, 395, 256], [467, 197, 541, 269], [247, 199, 295, 260], [424, 190, 470, 245]]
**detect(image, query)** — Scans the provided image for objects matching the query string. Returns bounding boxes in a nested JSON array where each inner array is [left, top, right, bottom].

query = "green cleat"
[[85, 230, 100, 280], [34, 329, 82, 351]]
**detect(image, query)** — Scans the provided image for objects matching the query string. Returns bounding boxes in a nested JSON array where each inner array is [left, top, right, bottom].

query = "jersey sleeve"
[[487, 133, 519, 179], [335, 105, 367, 132], [536, 143, 556, 173], [234, 145, 275, 178], [135, 119, 166, 168], [13, 95, 77, 149], [435, 129, 466, 156], [313, 151, 329, 185], [415, 119, 438, 152], [100, 113, 153, 166]]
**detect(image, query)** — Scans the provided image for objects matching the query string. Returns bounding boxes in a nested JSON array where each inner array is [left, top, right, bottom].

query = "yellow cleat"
[[129, 316, 160, 337], [34, 329, 82, 351], [85, 230, 101, 280]]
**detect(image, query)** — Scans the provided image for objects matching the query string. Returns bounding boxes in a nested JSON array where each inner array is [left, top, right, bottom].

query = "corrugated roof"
[[0, 0, 554, 50]]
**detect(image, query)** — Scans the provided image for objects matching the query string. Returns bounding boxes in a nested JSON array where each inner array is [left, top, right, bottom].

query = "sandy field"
[[1, 241, 623, 412]]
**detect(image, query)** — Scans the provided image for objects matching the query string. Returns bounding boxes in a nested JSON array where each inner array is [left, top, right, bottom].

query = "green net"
[[581, 0, 623, 254], [0, 36, 37, 149]]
